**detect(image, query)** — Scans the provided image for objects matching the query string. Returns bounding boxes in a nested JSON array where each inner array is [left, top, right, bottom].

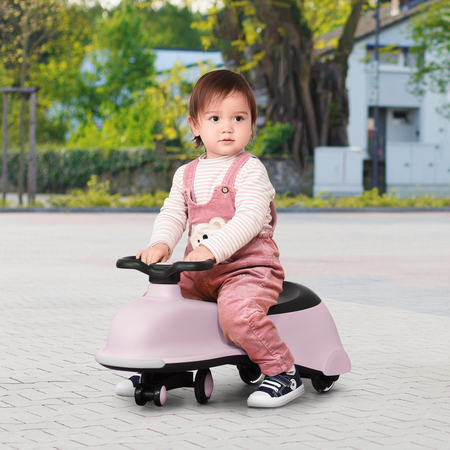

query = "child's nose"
[[222, 120, 233, 132]]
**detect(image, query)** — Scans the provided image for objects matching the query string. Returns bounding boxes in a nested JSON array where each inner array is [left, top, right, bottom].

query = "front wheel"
[[134, 383, 147, 406], [153, 385, 167, 407], [194, 369, 213, 404], [311, 374, 339, 393]]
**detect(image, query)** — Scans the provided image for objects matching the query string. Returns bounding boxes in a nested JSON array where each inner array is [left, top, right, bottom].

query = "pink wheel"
[[154, 385, 167, 407], [195, 369, 213, 404]]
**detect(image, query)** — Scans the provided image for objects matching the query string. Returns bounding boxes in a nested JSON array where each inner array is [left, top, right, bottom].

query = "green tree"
[[138, 2, 206, 49], [409, 0, 450, 117], [0, 0, 63, 203], [89, 0, 156, 111], [68, 62, 195, 149], [29, 0, 100, 142], [34, 0, 157, 145]]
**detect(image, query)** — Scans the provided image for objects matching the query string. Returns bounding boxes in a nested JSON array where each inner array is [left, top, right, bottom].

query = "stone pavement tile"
[[369, 432, 450, 449], [3, 444, 61, 450], [188, 424, 279, 441], [197, 436, 264, 449], [175, 431, 220, 447], [121, 441, 207, 450], [65, 431, 119, 447]]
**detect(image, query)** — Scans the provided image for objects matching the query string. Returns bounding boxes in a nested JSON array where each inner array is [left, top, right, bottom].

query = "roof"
[[314, 0, 436, 56]]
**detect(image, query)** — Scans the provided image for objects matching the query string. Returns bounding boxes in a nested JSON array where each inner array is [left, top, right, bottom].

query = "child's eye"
[[209, 116, 219, 122], [234, 116, 244, 122]]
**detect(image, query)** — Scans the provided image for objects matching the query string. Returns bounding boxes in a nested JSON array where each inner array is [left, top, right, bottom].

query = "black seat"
[[268, 281, 322, 315]]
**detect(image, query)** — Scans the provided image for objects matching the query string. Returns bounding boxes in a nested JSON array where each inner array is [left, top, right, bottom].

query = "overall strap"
[[221, 151, 254, 188], [182, 158, 200, 190]]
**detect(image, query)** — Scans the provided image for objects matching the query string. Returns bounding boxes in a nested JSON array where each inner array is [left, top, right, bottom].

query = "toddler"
[[116, 69, 304, 408]]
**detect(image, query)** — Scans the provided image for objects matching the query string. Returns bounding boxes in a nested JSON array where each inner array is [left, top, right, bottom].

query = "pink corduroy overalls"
[[180, 151, 295, 376]]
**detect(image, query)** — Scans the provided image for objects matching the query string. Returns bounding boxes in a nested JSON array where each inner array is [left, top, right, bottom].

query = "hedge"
[[0, 147, 165, 193]]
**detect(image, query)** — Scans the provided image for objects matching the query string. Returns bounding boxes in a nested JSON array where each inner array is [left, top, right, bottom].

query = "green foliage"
[[274, 188, 450, 208], [90, 1, 156, 110], [0, 198, 13, 208], [126, 191, 168, 207], [29, 1, 100, 130], [409, 0, 450, 117], [67, 62, 193, 149], [48, 174, 169, 208], [0, 147, 161, 193], [251, 122, 293, 157], [48, 175, 124, 207], [45, 184, 450, 209], [139, 2, 206, 49]]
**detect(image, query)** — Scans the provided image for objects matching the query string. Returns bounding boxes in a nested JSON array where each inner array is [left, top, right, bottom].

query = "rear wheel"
[[311, 374, 339, 393], [194, 369, 213, 404], [238, 365, 263, 385]]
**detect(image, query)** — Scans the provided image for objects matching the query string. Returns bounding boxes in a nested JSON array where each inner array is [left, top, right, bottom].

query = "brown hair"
[[189, 70, 257, 149]]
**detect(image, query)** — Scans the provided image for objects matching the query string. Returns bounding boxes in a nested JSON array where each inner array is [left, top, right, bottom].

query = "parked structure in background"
[[1, 87, 38, 204], [313, 146, 364, 197], [318, 0, 450, 197]]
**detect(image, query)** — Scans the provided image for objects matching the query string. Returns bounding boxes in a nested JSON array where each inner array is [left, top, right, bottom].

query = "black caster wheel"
[[153, 384, 167, 407], [134, 383, 147, 406], [311, 374, 339, 393], [195, 369, 213, 404], [237, 365, 263, 385]]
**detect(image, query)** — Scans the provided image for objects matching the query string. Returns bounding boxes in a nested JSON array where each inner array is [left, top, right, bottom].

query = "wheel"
[[195, 369, 213, 404], [134, 383, 147, 406], [311, 374, 339, 393], [153, 384, 167, 407], [237, 365, 262, 385]]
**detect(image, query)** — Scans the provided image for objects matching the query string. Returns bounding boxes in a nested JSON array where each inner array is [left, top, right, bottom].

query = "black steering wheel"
[[116, 256, 213, 284]]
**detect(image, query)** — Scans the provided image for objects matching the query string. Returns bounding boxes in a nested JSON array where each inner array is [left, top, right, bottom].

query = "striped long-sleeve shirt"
[[149, 151, 275, 263]]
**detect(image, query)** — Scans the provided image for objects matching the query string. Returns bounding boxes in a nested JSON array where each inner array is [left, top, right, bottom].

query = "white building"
[[321, 0, 450, 197], [154, 48, 224, 82]]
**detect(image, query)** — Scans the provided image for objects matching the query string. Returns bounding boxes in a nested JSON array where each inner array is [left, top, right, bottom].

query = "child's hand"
[[185, 246, 216, 263], [137, 243, 170, 265]]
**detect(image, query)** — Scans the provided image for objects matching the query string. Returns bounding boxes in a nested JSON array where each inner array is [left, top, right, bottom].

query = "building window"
[[366, 45, 418, 67]]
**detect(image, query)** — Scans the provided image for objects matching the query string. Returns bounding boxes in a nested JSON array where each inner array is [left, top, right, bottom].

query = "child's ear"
[[187, 116, 200, 137]]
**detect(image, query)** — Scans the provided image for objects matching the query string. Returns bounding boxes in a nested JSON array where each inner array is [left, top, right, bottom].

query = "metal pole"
[[28, 91, 37, 204], [372, 0, 381, 190], [2, 93, 8, 202]]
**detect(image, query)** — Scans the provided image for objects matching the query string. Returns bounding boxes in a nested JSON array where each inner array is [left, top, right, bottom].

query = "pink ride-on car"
[[95, 257, 351, 407]]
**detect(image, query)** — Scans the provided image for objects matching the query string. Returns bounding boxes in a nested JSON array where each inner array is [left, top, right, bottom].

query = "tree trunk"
[[311, 0, 364, 148], [18, 95, 26, 205], [212, 0, 364, 165], [18, 14, 29, 205]]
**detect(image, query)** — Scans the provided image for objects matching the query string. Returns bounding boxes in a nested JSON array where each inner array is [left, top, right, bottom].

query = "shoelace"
[[260, 379, 283, 393]]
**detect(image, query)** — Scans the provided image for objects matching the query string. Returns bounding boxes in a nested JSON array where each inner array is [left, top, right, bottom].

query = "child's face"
[[188, 92, 253, 159]]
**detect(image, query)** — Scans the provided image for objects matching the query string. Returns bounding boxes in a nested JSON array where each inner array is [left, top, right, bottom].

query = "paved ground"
[[1, 211, 449, 449]]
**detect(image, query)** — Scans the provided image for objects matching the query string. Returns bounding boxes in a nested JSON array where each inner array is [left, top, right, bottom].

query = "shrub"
[[251, 122, 293, 157], [48, 175, 124, 207], [274, 188, 450, 208], [0, 147, 163, 193], [126, 191, 168, 207]]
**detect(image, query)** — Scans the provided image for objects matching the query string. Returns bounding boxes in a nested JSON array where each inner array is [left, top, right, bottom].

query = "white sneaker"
[[115, 375, 140, 397], [247, 370, 305, 408]]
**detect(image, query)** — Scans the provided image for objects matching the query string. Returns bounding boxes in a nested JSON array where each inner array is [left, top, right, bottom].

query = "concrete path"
[[1, 212, 449, 449]]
